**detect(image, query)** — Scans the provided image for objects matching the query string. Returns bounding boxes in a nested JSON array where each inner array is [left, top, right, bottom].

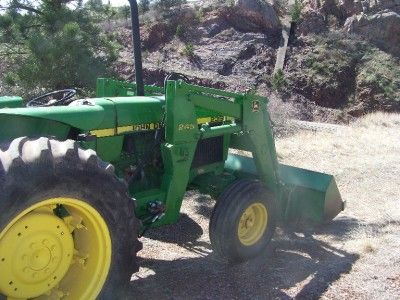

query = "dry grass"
[[276, 112, 400, 299], [129, 112, 400, 299], [276, 112, 400, 223], [362, 239, 377, 253]]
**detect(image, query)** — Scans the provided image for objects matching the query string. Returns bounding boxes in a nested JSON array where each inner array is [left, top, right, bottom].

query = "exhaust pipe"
[[128, 0, 144, 96]]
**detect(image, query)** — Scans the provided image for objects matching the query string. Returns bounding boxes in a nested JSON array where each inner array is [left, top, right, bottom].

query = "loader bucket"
[[278, 164, 344, 223], [224, 154, 344, 224]]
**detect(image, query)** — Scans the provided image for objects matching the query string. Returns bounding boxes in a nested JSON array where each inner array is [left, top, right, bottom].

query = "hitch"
[[139, 201, 166, 237]]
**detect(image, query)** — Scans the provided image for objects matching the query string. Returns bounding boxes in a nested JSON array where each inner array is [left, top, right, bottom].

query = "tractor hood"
[[0, 100, 110, 142], [0, 96, 24, 108], [0, 102, 107, 129], [0, 96, 165, 142]]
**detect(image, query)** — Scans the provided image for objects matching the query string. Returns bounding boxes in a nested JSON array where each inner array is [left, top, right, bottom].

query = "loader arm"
[[157, 80, 343, 225], [155, 80, 281, 224]]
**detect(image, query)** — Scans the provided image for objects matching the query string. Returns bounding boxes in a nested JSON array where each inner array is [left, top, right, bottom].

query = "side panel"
[[0, 103, 112, 131], [112, 97, 164, 127], [0, 96, 23, 108], [0, 115, 70, 141]]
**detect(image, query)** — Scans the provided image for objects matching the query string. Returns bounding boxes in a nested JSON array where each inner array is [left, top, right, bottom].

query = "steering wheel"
[[26, 89, 77, 107]]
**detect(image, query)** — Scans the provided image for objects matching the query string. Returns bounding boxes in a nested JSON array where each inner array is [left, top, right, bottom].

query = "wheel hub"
[[238, 203, 268, 246], [0, 211, 73, 298], [29, 247, 51, 271]]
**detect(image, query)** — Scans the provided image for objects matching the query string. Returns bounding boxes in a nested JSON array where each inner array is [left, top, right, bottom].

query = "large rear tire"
[[209, 179, 276, 262], [0, 137, 141, 300]]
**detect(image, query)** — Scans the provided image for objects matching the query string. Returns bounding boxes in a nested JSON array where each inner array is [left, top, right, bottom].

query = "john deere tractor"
[[0, 1, 344, 299]]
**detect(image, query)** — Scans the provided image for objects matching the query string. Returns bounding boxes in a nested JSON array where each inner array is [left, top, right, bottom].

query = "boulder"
[[220, 0, 281, 33], [297, 9, 328, 35], [338, 0, 363, 16], [344, 10, 400, 57]]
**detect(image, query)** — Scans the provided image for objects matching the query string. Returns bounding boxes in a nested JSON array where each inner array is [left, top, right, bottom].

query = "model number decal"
[[178, 123, 195, 131], [90, 116, 234, 137]]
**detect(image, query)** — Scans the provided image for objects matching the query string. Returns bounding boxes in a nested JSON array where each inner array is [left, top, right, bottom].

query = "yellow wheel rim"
[[0, 198, 112, 300], [237, 202, 268, 246]]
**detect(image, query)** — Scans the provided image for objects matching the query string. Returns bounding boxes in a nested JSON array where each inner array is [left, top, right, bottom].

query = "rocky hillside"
[[112, 0, 399, 124]]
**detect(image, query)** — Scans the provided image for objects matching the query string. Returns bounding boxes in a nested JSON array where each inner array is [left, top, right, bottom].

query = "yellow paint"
[[89, 116, 235, 138], [117, 125, 134, 134], [0, 198, 112, 300], [178, 123, 195, 131], [237, 202, 268, 246], [89, 128, 116, 138], [197, 117, 211, 124], [197, 116, 234, 124]]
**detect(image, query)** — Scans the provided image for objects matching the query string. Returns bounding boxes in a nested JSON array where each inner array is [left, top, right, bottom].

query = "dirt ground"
[[128, 113, 400, 300]]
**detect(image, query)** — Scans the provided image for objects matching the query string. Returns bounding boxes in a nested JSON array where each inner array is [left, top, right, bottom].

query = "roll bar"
[[128, 0, 144, 96]]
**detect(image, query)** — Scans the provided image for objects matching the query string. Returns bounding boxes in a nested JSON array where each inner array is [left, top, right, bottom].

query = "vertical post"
[[128, 0, 144, 96]]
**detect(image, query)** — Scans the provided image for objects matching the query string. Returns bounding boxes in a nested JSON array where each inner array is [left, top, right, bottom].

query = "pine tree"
[[139, 0, 150, 13], [0, 0, 118, 91], [154, 0, 187, 11]]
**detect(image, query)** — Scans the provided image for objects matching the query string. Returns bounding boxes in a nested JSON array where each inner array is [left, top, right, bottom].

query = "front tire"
[[0, 137, 141, 299], [209, 179, 276, 262]]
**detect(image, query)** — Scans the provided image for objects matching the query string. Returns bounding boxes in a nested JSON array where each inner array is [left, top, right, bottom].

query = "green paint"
[[0, 78, 344, 228], [0, 96, 23, 108], [225, 154, 343, 222]]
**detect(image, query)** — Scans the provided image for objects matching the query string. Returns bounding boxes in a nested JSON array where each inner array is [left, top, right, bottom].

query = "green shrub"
[[291, 0, 302, 23], [154, 0, 187, 11], [0, 14, 13, 29], [226, 0, 235, 7], [182, 42, 194, 57], [3, 72, 18, 86], [271, 69, 287, 91], [358, 49, 400, 99], [195, 8, 205, 22], [0, 6, 118, 90], [327, 14, 338, 29], [139, 0, 150, 13], [176, 24, 185, 38]]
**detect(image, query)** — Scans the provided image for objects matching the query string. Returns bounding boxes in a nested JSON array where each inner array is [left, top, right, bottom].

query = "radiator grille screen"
[[191, 136, 224, 168]]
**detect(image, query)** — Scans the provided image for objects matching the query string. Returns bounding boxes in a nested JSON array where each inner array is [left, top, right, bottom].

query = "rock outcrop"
[[113, 1, 400, 123], [297, 9, 328, 35], [220, 0, 281, 33], [286, 33, 400, 116], [344, 10, 400, 57]]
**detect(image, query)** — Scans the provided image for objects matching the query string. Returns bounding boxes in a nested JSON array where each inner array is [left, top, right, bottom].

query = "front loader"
[[0, 1, 344, 299]]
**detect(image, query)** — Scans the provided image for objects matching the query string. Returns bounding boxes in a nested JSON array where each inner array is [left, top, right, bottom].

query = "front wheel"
[[209, 179, 277, 262], [0, 137, 141, 299]]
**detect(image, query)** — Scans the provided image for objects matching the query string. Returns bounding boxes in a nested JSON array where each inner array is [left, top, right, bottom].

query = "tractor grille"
[[191, 136, 224, 168]]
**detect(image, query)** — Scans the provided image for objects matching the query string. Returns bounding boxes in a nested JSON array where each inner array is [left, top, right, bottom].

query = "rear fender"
[[0, 114, 72, 141], [0, 96, 23, 108], [0, 104, 108, 142]]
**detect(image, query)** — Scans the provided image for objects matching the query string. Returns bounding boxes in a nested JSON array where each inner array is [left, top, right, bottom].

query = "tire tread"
[[0, 137, 141, 299]]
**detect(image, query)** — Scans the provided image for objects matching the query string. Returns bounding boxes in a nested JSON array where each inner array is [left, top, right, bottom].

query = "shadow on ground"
[[128, 213, 360, 299]]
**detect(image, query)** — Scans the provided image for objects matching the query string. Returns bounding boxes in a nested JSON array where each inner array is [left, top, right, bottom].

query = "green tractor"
[[0, 1, 344, 299]]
